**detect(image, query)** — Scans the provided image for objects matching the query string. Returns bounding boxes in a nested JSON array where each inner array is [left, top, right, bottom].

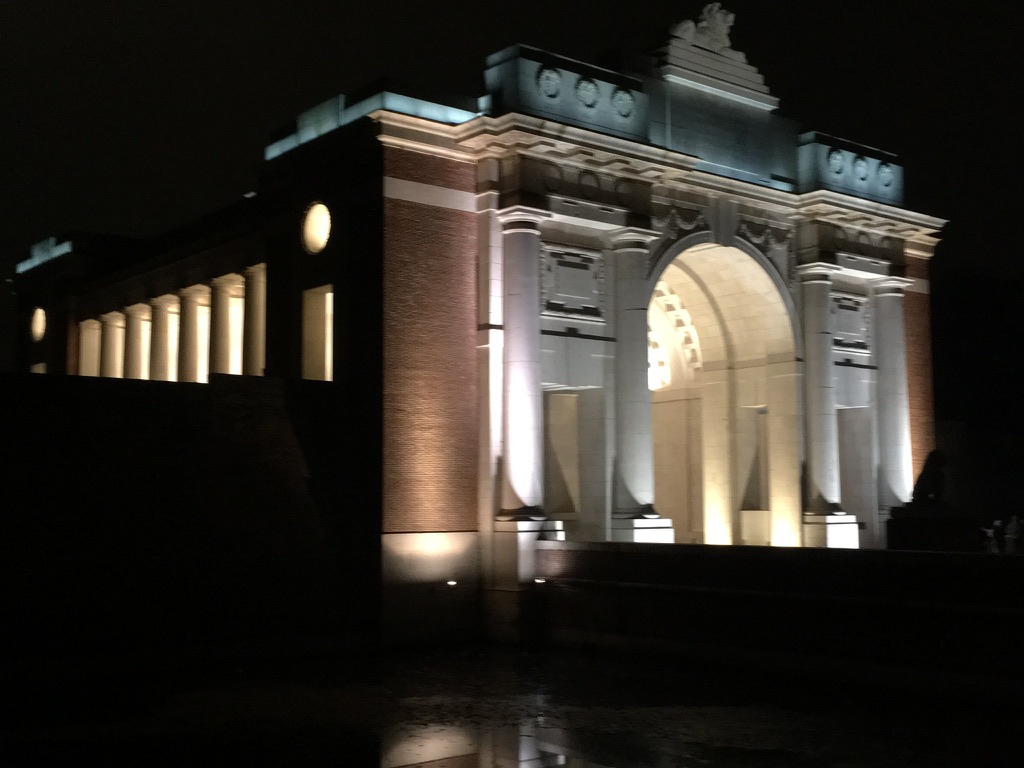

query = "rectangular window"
[[302, 284, 333, 381]]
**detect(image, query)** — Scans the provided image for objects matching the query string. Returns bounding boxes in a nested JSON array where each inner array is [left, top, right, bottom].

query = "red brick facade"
[[384, 147, 476, 192], [903, 269, 934, 477], [381, 150, 479, 533]]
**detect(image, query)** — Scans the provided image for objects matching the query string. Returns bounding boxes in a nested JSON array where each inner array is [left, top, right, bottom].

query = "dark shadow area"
[[0, 372, 381, 725]]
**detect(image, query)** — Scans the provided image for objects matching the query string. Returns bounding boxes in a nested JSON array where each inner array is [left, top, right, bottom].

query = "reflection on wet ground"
[[2, 645, 1021, 766]]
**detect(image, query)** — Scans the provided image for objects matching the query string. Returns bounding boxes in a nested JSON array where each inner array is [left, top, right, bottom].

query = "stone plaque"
[[540, 247, 606, 320]]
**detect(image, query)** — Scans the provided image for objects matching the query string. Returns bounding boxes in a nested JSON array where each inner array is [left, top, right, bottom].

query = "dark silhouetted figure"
[[1005, 516, 1019, 555], [911, 449, 947, 514]]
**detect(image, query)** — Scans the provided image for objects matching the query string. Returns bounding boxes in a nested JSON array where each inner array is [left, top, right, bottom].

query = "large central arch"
[[647, 235, 802, 547]]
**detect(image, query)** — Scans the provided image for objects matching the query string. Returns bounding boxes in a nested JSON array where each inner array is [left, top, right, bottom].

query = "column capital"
[[151, 293, 178, 309], [871, 276, 915, 297], [210, 273, 244, 290], [496, 205, 551, 231], [608, 226, 660, 251], [243, 262, 267, 281], [178, 284, 210, 305], [796, 262, 842, 283], [99, 310, 125, 325], [124, 302, 151, 318]]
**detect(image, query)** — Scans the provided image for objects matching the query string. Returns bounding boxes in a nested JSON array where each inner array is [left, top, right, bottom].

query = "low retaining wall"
[[534, 541, 1024, 678]]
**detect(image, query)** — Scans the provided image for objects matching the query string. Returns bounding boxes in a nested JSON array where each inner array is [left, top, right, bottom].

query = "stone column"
[[611, 228, 660, 517], [78, 319, 102, 377], [497, 206, 548, 518], [149, 295, 176, 381], [610, 228, 673, 543], [209, 274, 242, 376], [177, 286, 204, 383], [873, 277, 915, 507], [99, 311, 125, 379], [123, 303, 150, 379], [242, 263, 267, 376], [799, 264, 841, 512]]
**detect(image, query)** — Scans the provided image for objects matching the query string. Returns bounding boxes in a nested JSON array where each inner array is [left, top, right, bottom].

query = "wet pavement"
[[2, 644, 1021, 766]]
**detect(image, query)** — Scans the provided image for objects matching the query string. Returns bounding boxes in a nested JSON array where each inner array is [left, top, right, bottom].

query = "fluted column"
[[123, 303, 150, 380], [99, 311, 125, 379], [873, 277, 915, 507], [149, 295, 176, 381], [799, 264, 841, 511], [242, 263, 267, 376], [497, 206, 549, 518], [209, 274, 242, 376], [177, 286, 205, 383], [612, 228, 661, 518]]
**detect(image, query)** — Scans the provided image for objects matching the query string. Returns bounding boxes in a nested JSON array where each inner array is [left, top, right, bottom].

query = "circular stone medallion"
[[542, 163, 563, 192], [878, 163, 895, 187], [853, 156, 869, 181], [612, 88, 635, 118], [827, 149, 845, 175], [575, 78, 599, 109], [536, 67, 562, 99], [579, 171, 600, 200]]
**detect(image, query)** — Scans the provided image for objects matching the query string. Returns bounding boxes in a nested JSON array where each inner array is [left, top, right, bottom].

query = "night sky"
[[3, 1, 1023, 428]]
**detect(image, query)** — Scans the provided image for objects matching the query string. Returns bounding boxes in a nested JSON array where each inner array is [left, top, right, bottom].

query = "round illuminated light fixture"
[[302, 202, 331, 254], [30, 307, 46, 342]]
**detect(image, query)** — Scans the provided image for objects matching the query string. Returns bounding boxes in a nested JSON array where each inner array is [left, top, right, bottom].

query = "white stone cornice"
[[370, 110, 478, 162], [377, 133, 477, 163], [608, 227, 661, 250], [369, 109, 946, 251], [797, 190, 946, 238], [454, 112, 701, 174], [904, 238, 940, 261], [796, 262, 843, 281], [655, 175, 798, 215], [871, 276, 915, 296], [496, 205, 552, 228]]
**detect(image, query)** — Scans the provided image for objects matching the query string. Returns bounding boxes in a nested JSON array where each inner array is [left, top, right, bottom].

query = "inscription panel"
[[540, 246, 606, 320]]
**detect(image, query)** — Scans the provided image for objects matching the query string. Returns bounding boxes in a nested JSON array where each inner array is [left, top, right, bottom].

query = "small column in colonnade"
[[242, 263, 266, 376], [209, 273, 243, 376], [123, 303, 151, 380], [99, 311, 126, 379]]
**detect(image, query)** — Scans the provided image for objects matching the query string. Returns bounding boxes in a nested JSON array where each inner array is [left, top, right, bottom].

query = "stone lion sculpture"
[[671, 3, 747, 62]]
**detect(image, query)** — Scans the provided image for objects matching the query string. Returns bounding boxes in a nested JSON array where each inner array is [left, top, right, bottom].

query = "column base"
[[612, 503, 660, 520], [497, 505, 546, 522], [610, 517, 674, 543], [803, 513, 861, 549]]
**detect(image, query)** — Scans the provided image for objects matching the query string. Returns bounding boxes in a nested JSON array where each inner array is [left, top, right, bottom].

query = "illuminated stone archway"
[[647, 235, 802, 547]]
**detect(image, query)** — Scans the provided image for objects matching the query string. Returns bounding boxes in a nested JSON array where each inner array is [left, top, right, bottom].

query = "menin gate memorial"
[[9, 6, 944, 635]]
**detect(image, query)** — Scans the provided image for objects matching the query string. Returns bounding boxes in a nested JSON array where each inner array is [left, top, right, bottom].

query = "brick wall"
[[903, 263, 934, 476], [384, 147, 476, 192], [382, 149, 478, 533]]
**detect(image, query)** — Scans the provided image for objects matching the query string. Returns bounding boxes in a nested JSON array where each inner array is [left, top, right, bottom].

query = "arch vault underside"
[[647, 243, 801, 547]]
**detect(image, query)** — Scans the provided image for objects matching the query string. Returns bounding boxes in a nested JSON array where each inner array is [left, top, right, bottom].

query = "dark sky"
[[3, 0, 1023, 420]]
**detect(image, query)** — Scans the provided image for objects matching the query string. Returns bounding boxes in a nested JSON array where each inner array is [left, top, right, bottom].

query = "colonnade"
[[77, 264, 266, 382]]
